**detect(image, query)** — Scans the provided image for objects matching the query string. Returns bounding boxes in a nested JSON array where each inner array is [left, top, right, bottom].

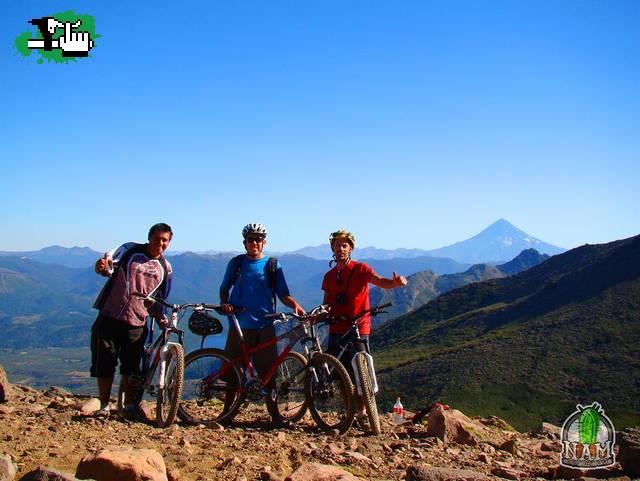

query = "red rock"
[[327, 442, 345, 456], [285, 462, 364, 481], [499, 438, 519, 455], [549, 464, 624, 480], [539, 440, 561, 452], [538, 422, 561, 439], [406, 465, 490, 481], [76, 446, 167, 481], [76, 398, 101, 415], [491, 466, 521, 480], [477, 453, 491, 464], [343, 450, 372, 464], [0, 365, 11, 403], [618, 427, 640, 477], [1, 454, 17, 481], [18, 465, 80, 481], [426, 405, 479, 445]]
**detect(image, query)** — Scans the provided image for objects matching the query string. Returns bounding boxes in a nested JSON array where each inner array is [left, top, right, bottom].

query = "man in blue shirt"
[[219, 223, 304, 382]]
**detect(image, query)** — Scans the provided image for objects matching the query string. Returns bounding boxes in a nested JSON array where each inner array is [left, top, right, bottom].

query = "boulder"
[[490, 466, 521, 480], [76, 398, 101, 415], [498, 438, 519, 455], [0, 364, 11, 403], [76, 446, 167, 481], [618, 427, 640, 477], [0, 454, 16, 481], [284, 462, 364, 481], [406, 465, 489, 481], [18, 466, 80, 481], [426, 405, 504, 445], [538, 422, 561, 439]]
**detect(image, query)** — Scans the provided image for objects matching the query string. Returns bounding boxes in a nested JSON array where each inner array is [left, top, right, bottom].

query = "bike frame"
[[200, 312, 323, 393], [329, 322, 378, 395], [141, 323, 183, 393]]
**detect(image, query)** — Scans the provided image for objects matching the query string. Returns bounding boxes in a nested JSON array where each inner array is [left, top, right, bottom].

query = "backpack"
[[229, 255, 279, 310]]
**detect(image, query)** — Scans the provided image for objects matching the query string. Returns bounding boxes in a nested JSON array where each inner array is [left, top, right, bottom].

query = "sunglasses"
[[245, 237, 265, 244]]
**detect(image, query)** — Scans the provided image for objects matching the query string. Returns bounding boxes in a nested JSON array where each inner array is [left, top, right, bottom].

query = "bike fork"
[[351, 352, 378, 395]]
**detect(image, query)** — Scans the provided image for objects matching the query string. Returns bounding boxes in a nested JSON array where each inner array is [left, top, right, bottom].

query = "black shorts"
[[90, 313, 147, 378], [327, 332, 370, 383]]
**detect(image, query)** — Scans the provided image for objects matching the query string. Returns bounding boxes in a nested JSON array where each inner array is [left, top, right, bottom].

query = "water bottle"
[[393, 396, 404, 425]]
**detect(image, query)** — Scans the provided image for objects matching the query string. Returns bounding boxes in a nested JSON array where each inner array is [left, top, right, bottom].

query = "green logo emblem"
[[560, 402, 616, 469]]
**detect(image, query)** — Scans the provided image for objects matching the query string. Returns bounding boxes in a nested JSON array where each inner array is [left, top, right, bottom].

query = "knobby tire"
[[266, 351, 308, 427], [305, 352, 355, 434], [156, 343, 184, 428], [178, 348, 245, 426], [355, 352, 381, 435]]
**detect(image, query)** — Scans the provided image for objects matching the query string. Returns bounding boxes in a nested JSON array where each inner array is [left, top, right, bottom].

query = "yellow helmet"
[[329, 230, 355, 248]]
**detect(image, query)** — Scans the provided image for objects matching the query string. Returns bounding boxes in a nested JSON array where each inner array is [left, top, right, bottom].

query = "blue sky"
[[2, 1, 639, 253]]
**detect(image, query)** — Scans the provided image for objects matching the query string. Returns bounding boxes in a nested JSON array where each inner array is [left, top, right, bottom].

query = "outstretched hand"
[[393, 272, 408, 287]]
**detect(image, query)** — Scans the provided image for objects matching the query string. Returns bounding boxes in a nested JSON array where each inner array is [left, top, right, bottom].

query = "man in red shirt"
[[322, 230, 407, 418]]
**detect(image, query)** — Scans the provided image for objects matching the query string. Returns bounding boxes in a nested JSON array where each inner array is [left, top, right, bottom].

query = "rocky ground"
[[0, 378, 637, 481]]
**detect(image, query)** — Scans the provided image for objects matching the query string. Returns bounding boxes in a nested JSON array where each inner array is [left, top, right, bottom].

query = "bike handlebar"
[[327, 302, 393, 325], [265, 304, 330, 322], [133, 293, 224, 313]]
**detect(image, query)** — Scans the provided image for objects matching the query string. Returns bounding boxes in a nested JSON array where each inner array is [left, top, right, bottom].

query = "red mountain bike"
[[178, 305, 355, 432]]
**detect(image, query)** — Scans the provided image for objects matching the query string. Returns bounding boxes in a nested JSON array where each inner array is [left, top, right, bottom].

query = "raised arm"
[[369, 271, 407, 289]]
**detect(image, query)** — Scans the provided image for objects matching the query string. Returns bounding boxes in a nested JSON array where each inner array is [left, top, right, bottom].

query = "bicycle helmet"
[[242, 223, 267, 239], [188, 310, 223, 336], [329, 230, 355, 248]]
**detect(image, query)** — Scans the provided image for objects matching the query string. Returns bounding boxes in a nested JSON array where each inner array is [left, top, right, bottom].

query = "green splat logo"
[[15, 11, 99, 64], [560, 402, 616, 469]]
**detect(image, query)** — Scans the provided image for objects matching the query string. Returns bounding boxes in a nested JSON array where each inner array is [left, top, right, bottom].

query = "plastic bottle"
[[393, 396, 404, 425]]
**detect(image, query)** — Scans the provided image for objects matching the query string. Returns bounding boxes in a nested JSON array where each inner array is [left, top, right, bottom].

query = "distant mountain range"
[[372, 234, 640, 430], [292, 219, 565, 263], [0, 219, 565, 267], [370, 249, 550, 320], [0, 251, 470, 350], [0, 246, 100, 269]]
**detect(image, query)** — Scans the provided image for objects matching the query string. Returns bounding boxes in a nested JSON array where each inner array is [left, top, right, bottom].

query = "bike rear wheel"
[[305, 352, 355, 434], [178, 348, 245, 426], [355, 352, 381, 435], [156, 343, 184, 428], [266, 351, 308, 427]]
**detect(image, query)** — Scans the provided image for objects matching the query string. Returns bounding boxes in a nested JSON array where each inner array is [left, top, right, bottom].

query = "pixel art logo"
[[15, 10, 98, 64]]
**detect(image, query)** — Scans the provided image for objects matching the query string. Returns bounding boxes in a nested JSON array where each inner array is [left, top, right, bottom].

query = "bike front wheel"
[[156, 343, 185, 428], [178, 348, 245, 426], [355, 352, 381, 435], [266, 351, 308, 427], [305, 352, 355, 434]]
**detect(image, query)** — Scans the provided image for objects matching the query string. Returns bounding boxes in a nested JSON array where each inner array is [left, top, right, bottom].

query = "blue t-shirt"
[[220, 256, 291, 329]]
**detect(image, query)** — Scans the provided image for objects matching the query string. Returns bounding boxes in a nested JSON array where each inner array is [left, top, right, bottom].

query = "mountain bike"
[[178, 305, 355, 433], [327, 302, 391, 435], [116, 296, 215, 428], [267, 308, 356, 433]]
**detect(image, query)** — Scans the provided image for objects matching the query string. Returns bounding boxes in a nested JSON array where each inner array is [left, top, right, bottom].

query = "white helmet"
[[242, 223, 267, 239]]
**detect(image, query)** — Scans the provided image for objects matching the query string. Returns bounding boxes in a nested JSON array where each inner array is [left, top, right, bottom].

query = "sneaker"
[[121, 404, 147, 422], [354, 412, 370, 431], [93, 405, 111, 417]]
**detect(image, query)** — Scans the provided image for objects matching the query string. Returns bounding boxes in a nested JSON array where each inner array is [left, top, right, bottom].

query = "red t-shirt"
[[321, 261, 375, 335]]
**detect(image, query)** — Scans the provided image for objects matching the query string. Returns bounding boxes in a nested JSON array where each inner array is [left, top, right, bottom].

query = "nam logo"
[[560, 402, 615, 469]]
